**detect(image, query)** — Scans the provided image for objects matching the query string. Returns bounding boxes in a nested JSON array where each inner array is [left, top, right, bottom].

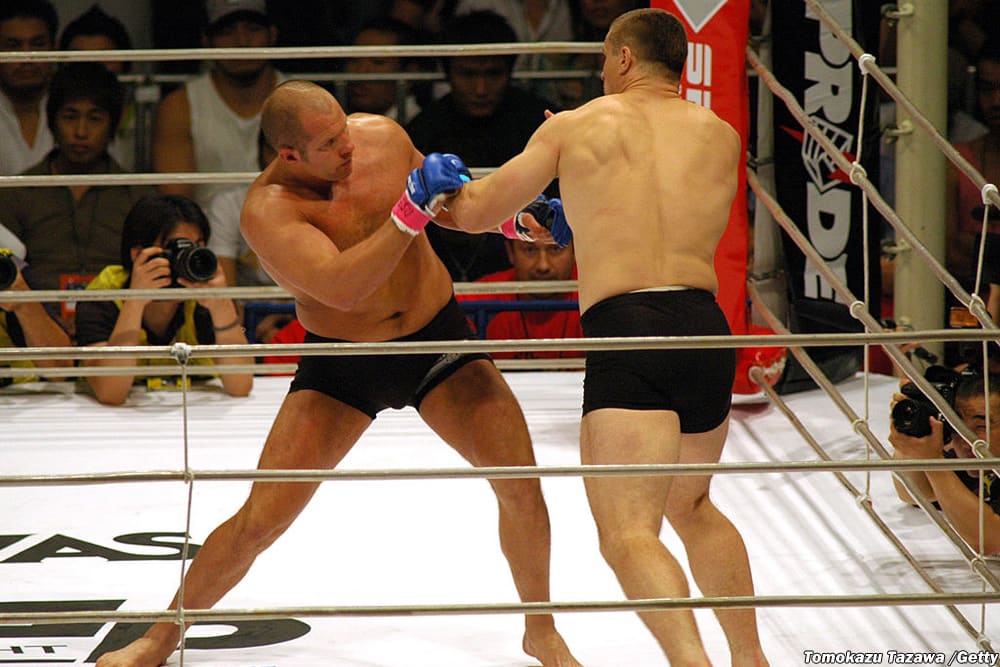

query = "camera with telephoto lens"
[[159, 238, 217, 285], [0, 248, 17, 291], [890, 365, 966, 440]]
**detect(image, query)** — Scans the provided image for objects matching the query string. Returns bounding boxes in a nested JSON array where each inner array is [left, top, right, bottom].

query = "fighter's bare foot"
[[523, 628, 584, 666], [95, 637, 174, 667]]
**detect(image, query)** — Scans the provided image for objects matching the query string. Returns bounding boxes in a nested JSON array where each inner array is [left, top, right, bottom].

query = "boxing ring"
[[1, 370, 997, 666], [3, 1, 1000, 665]]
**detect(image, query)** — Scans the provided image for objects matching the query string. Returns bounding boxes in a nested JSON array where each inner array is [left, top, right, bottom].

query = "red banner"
[[653, 2, 776, 392]]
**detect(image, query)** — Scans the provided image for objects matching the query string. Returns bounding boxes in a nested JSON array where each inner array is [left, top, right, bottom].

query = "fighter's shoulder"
[[242, 179, 300, 226], [552, 95, 616, 121], [348, 113, 414, 153], [347, 112, 408, 141], [696, 105, 741, 153], [535, 99, 610, 141]]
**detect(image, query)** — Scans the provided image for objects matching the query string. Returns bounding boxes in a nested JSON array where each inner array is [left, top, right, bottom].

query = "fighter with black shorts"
[[580, 288, 735, 433], [289, 296, 491, 418]]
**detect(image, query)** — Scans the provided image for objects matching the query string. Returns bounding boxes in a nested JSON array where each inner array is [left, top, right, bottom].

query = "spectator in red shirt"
[[464, 237, 582, 359], [262, 316, 305, 367]]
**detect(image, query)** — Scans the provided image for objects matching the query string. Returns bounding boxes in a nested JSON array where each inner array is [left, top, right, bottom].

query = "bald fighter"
[[96, 80, 581, 667], [429, 9, 771, 666]]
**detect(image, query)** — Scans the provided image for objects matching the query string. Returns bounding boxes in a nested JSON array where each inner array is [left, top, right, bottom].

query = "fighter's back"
[[552, 89, 741, 313]]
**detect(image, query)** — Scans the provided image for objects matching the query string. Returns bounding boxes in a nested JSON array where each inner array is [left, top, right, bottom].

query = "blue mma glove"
[[501, 195, 572, 247], [392, 153, 471, 235]]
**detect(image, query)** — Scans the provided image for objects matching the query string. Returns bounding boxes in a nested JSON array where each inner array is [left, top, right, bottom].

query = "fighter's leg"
[[581, 407, 711, 666], [96, 390, 372, 667], [418, 360, 581, 667], [664, 419, 770, 667]]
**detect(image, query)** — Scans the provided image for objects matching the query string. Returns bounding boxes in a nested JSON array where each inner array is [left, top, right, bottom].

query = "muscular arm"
[[243, 194, 417, 312], [152, 89, 196, 198], [445, 117, 561, 233]]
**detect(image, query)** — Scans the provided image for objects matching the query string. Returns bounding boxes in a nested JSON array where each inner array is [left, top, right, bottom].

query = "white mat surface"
[[3, 371, 998, 666]]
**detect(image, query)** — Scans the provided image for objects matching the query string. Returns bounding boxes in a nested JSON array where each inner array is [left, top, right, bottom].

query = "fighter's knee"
[[232, 509, 291, 553], [596, 527, 657, 570], [491, 477, 545, 513], [664, 491, 712, 528]]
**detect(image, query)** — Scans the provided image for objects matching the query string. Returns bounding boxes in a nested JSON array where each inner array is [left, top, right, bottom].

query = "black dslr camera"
[[0, 249, 17, 291], [891, 365, 965, 439], [159, 238, 217, 285]]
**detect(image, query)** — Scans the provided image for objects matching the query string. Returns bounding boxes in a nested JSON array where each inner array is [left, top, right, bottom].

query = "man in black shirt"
[[407, 10, 557, 281]]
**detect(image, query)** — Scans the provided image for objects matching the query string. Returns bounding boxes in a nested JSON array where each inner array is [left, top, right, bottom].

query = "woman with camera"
[[889, 373, 1000, 554], [75, 194, 253, 405]]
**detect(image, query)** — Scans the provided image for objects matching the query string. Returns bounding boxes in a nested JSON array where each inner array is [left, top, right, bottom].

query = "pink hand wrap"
[[499, 216, 519, 240], [500, 215, 533, 242], [391, 192, 431, 236]]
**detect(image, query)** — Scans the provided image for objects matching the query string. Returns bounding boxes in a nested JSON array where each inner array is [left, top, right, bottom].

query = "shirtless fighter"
[[95, 80, 581, 667], [426, 9, 771, 666]]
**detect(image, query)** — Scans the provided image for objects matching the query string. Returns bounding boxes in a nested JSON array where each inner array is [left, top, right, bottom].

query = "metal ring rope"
[[2, 323, 998, 646], [2, 12, 1000, 661], [0, 42, 602, 65], [750, 0, 1000, 648]]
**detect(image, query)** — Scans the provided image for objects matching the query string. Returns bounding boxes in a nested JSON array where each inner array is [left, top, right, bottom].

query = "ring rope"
[[749, 285, 1000, 597], [2, 591, 999, 628], [750, 365, 992, 646], [0, 358, 585, 378], [3, 330, 998, 366], [748, 167, 989, 474], [850, 54, 876, 500], [0, 166, 498, 188], [750, 169, 1000, 548], [751, 360, 1000, 641], [746, 48, 994, 334], [109, 68, 598, 87], [985, 183, 1000, 207], [7, 458, 1000, 488], [804, 0, 1000, 213], [0, 42, 602, 64], [974, 202, 992, 300], [0, 280, 579, 303], [754, 5, 1000, 639], [168, 344, 197, 667], [749, 324, 1000, 652]]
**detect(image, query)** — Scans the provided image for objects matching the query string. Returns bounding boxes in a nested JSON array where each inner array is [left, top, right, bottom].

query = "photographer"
[[75, 195, 252, 405], [889, 373, 1000, 554], [0, 244, 73, 383]]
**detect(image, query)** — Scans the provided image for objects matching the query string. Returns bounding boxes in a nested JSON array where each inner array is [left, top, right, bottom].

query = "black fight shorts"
[[581, 288, 735, 433], [289, 296, 491, 418]]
